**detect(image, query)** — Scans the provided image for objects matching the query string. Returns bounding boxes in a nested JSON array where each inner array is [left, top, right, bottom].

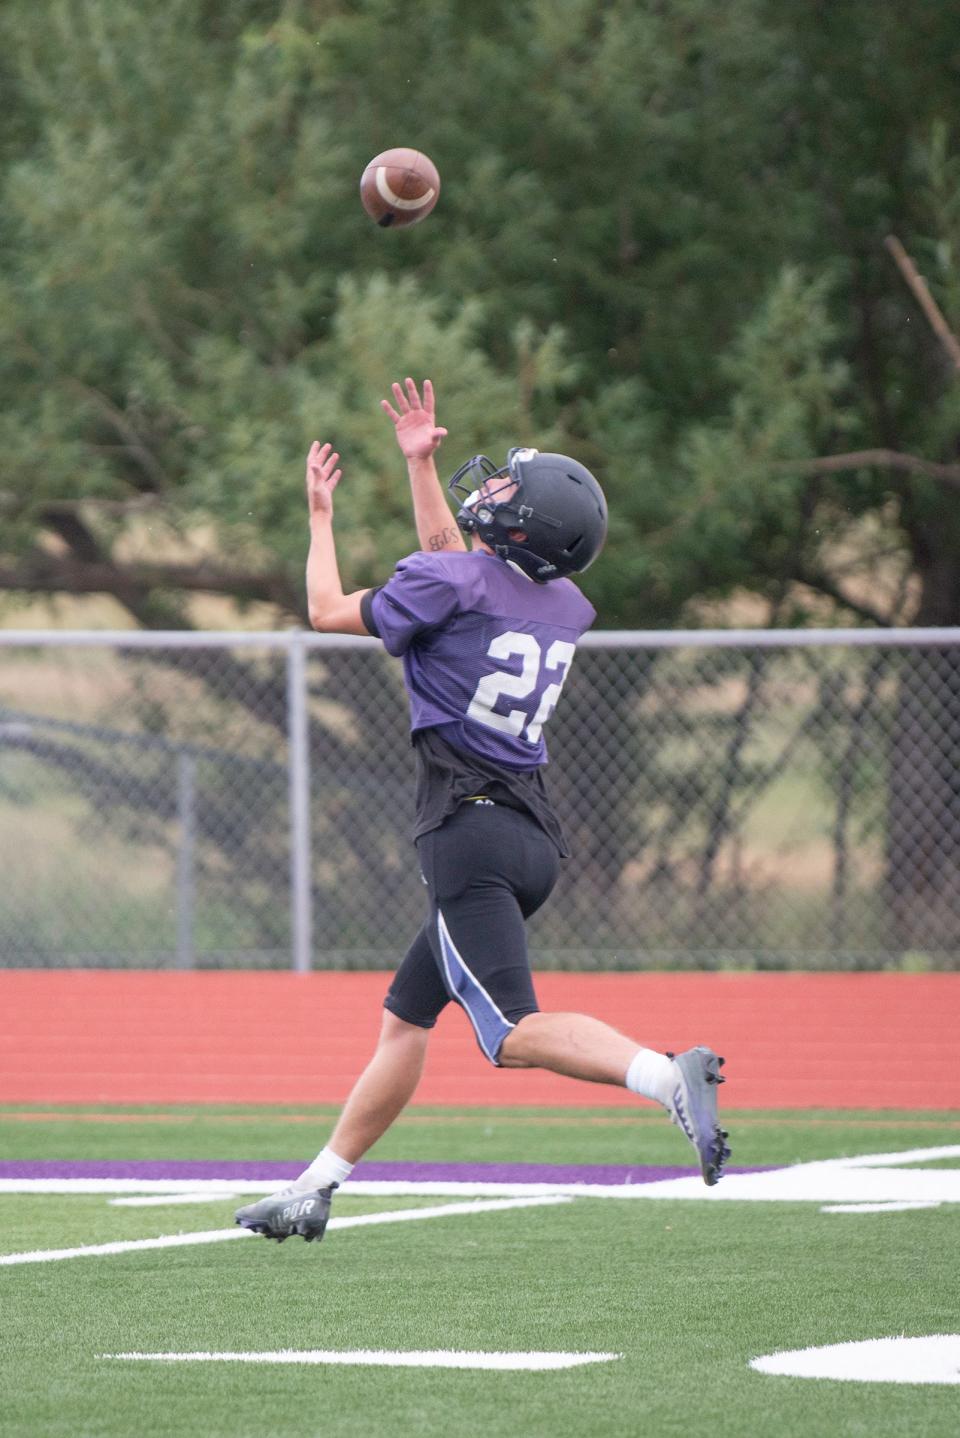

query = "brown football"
[[360, 148, 440, 229]]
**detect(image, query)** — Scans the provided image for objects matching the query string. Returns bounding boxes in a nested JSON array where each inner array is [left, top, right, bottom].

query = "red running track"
[[1, 971, 958, 1109]]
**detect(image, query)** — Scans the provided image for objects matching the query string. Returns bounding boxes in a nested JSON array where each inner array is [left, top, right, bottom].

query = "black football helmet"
[[448, 447, 608, 582]]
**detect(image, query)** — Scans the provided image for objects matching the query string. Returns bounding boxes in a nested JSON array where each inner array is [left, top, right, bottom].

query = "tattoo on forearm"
[[428, 527, 460, 551]]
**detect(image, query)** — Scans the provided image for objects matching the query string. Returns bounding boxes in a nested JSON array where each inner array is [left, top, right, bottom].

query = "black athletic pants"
[[383, 801, 560, 1064]]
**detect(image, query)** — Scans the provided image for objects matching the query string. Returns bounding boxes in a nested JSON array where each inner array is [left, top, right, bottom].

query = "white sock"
[[290, 1145, 354, 1194], [625, 1047, 677, 1108]]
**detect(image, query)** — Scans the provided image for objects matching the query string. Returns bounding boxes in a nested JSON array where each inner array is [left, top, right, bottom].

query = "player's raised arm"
[[380, 377, 466, 555], [304, 441, 371, 635]]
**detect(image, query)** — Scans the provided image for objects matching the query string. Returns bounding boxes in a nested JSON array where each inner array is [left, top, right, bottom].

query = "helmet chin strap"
[[493, 541, 557, 582]]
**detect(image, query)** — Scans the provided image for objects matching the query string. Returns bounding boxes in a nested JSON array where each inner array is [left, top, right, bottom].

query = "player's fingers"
[[312, 451, 338, 482], [380, 399, 401, 423], [433, 427, 448, 441], [328, 467, 342, 490], [391, 381, 410, 413], [423, 378, 435, 413], [405, 376, 421, 408]]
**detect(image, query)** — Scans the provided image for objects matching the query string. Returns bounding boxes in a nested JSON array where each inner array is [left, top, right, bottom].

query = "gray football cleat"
[[235, 1184, 337, 1243], [666, 1047, 730, 1186]]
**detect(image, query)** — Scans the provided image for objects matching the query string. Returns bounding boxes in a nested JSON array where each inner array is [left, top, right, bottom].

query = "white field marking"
[[1, 1177, 724, 1200], [821, 1201, 942, 1214], [5, 1146, 960, 1207], [628, 1143, 959, 1205], [816, 1145, 960, 1168], [110, 1192, 243, 1207], [0, 1227, 251, 1265], [2, 1178, 599, 1197], [750, 1334, 960, 1385], [0, 1180, 259, 1196], [0, 1195, 570, 1267], [375, 168, 435, 210], [100, 1348, 620, 1372], [0, 1179, 581, 1197]]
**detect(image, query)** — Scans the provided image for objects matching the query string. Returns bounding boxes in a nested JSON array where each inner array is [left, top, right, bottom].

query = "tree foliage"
[[1, 0, 960, 629]]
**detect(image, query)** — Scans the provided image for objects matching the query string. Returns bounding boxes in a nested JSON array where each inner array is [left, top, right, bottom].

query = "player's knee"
[[379, 1009, 432, 1051], [496, 1014, 538, 1069]]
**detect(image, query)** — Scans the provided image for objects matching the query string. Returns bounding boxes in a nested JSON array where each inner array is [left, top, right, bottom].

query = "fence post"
[[287, 632, 313, 972], [174, 753, 197, 969]]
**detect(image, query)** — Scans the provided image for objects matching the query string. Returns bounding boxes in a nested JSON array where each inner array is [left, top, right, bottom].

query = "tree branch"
[[41, 508, 106, 565], [1, 491, 163, 515], [793, 564, 894, 627], [885, 234, 960, 372], [0, 549, 303, 617], [58, 377, 171, 492], [770, 449, 960, 489]]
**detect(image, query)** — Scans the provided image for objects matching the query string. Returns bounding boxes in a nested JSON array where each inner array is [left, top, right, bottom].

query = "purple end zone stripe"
[[0, 1159, 766, 1183]]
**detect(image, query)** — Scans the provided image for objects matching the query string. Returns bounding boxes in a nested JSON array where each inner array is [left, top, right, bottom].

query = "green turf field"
[[2, 1106, 959, 1438]]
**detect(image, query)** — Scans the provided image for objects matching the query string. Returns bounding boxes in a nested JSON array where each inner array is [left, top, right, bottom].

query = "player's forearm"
[[306, 513, 344, 625], [407, 455, 466, 554]]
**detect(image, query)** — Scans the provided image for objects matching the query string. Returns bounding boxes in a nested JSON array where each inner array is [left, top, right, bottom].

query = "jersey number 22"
[[466, 631, 576, 744]]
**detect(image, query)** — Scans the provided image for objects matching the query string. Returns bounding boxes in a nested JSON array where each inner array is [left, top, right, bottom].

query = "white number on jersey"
[[466, 631, 576, 744]]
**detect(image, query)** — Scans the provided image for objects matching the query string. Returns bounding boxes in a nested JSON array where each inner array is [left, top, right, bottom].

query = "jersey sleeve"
[[359, 587, 382, 637], [369, 552, 462, 656]]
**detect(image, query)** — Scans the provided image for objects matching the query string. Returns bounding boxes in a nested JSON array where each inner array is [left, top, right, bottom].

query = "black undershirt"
[[412, 725, 569, 857]]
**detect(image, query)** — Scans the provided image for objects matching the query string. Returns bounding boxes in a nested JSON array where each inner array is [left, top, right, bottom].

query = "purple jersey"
[[369, 550, 596, 768]]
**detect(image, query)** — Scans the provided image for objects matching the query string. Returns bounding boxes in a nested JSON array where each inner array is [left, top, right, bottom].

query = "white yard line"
[[100, 1348, 620, 1371], [814, 1145, 960, 1169], [110, 1192, 242, 1207], [0, 1179, 622, 1197], [821, 1201, 942, 1214], [4, 1147, 958, 1236], [0, 1226, 251, 1265], [3, 1146, 959, 1207], [0, 1195, 571, 1267]]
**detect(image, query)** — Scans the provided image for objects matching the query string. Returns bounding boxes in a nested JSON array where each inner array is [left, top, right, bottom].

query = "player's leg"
[[324, 1009, 430, 1163], [498, 1012, 729, 1184], [236, 925, 446, 1241], [422, 807, 660, 1084], [417, 804, 549, 1063], [423, 804, 729, 1184], [498, 1011, 654, 1082]]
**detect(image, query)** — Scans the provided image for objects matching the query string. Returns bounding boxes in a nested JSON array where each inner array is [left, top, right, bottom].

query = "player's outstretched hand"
[[381, 378, 448, 461], [306, 441, 342, 518]]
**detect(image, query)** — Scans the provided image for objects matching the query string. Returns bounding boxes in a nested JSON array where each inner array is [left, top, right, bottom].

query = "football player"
[[236, 379, 729, 1243]]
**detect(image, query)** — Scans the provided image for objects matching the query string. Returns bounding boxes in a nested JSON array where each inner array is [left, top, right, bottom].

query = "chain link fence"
[[2, 627, 960, 971]]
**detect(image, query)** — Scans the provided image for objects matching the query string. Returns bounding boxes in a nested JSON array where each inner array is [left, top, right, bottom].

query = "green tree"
[[5, 0, 960, 956], [0, 0, 815, 628]]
